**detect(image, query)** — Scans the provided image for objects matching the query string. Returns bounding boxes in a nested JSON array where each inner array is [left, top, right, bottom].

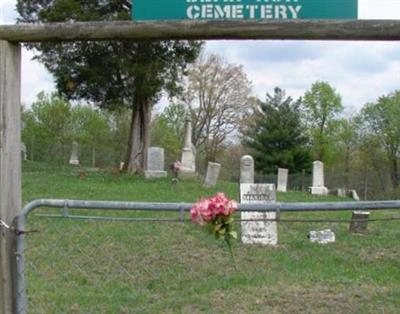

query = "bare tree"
[[179, 53, 253, 163]]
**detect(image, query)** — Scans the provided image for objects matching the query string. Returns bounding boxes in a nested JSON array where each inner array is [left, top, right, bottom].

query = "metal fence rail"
[[20, 199, 400, 216], [14, 199, 400, 314]]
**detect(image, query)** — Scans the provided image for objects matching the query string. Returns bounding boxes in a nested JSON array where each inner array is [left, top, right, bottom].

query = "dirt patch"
[[360, 247, 400, 263], [181, 283, 395, 314]]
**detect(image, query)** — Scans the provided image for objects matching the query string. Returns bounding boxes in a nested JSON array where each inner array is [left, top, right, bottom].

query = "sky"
[[2, 0, 400, 114]]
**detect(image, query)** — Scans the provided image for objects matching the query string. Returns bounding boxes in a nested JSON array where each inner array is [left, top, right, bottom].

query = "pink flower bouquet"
[[190, 192, 238, 241], [171, 160, 182, 173]]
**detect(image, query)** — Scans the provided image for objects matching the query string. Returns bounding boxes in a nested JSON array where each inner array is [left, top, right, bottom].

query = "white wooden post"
[[0, 40, 21, 314]]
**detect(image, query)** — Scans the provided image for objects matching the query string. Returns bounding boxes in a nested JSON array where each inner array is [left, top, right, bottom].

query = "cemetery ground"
[[22, 161, 400, 313]]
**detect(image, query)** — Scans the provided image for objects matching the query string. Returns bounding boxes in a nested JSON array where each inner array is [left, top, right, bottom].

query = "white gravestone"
[[178, 118, 196, 179], [240, 183, 277, 245], [69, 141, 79, 166], [309, 229, 335, 244], [240, 155, 254, 184], [310, 160, 328, 195], [337, 188, 346, 198], [21, 142, 27, 161], [204, 162, 221, 187], [277, 168, 288, 192], [351, 189, 360, 201], [145, 147, 167, 178]]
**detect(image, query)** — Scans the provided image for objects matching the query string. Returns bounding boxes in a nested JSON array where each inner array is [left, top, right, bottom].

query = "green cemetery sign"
[[132, 0, 358, 21]]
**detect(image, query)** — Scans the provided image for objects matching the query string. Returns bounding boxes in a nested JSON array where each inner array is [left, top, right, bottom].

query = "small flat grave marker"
[[309, 229, 335, 244]]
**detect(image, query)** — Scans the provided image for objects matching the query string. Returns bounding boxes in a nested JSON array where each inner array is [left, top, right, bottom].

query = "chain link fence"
[[14, 199, 400, 313], [23, 209, 238, 313], [21, 139, 400, 200], [23, 142, 123, 169], [252, 170, 400, 201], [25, 216, 191, 313]]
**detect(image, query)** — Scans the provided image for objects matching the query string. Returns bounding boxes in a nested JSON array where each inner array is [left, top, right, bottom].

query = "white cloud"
[[21, 49, 55, 107], [0, 0, 17, 24], [359, 0, 400, 19], [206, 39, 400, 111]]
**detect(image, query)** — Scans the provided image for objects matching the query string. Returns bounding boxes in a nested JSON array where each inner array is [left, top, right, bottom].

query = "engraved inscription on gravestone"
[[145, 147, 167, 178], [309, 229, 335, 244], [240, 183, 277, 245]]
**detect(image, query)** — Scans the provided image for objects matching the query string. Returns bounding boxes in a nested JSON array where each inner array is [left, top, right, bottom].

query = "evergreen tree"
[[17, 0, 202, 174], [244, 87, 311, 174]]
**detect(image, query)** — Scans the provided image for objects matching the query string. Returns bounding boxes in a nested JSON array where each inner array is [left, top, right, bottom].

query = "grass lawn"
[[22, 161, 400, 313]]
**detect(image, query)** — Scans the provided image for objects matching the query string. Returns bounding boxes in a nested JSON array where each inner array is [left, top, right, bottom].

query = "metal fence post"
[[14, 214, 27, 314], [63, 201, 69, 217], [179, 203, 185, 223]]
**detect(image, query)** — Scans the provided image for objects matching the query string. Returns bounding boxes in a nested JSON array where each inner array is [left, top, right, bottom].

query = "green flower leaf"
[[229, 231, 238, 239], [225, 217, 234, 224], [214, 223, 223, 231]]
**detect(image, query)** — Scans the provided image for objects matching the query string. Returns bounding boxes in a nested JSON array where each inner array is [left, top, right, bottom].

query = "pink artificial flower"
[[173, 161, 182, 172], [227, 200, 238, 215], [190, 206, 204, 225], [210, 192, 227, 215], [209, 192, 237, 216], [191, 193, 237, 225], [190, 192, 238, 270], [191, 198, 213, 225]]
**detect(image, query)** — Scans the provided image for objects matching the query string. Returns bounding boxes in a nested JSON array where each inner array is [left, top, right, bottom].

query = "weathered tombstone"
[[69, 141, 79, 165], [310, 160, 328, 195], [178, 118, 196, 179], [21, 142, 27, 161], [349, 211, 369, 234], [337, 188, 346, 198], [240, 155, 254, 184], [204, 162, 221, 187], [277, 168, 288, 192], [309, 229, 335, 244], [240, 183, 277, 245], [351, 189, 360, 201], [145, 147, 167, 178]]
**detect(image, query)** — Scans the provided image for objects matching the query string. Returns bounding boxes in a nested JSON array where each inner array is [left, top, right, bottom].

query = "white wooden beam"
[[0, 40, 21, 314], [1, 20, 400, 42]]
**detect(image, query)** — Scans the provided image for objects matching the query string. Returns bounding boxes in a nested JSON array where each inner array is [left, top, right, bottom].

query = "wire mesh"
[[24, 209, 252, 313], [19, 205, 400, 313], [25, 212, 187, 313]]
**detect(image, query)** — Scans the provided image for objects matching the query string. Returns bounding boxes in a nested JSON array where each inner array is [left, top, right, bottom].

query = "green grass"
[[22, 161, 400, 313]]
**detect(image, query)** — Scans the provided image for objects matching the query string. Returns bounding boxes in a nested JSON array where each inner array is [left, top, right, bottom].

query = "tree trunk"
[[30, 136, 34, 161], [344, 145, 350, 189], [91, 146, 96, 168], [389, 154, 399, 189], [363, 169, 368, 201], [123, 100, 151, 175]]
